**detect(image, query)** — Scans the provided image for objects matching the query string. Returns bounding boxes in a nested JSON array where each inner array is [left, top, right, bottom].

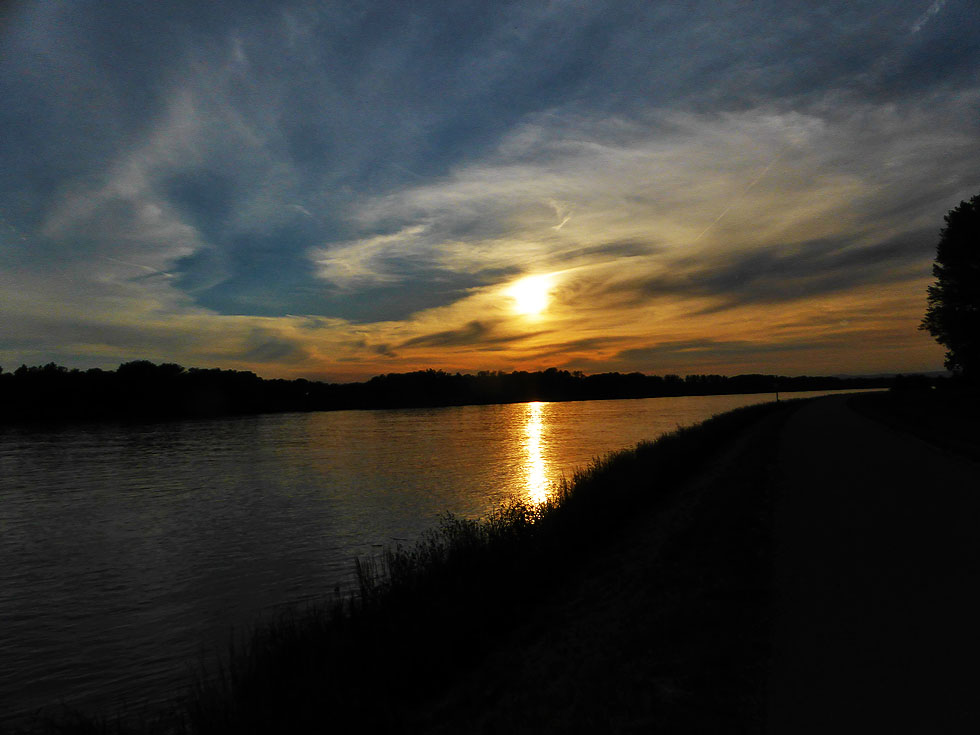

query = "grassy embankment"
[[848, 386, 980, 461], [21, 398, 802, 734]]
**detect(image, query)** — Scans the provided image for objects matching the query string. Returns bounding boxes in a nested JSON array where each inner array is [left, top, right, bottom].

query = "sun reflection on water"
[[523, 401, 550, 504]]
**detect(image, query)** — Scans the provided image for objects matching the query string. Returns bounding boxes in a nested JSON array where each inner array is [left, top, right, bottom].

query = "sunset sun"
[[509, 274, 553, 316]]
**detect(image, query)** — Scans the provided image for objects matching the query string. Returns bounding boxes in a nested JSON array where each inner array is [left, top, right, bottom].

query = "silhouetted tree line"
[[0, 360, 908, 423]]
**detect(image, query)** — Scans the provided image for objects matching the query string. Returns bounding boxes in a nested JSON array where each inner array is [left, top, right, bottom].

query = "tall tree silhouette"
[[921, 194, 980, 378]]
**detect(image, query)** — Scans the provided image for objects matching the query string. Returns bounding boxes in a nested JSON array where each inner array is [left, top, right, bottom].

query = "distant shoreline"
[[0, 360, 911, 425]]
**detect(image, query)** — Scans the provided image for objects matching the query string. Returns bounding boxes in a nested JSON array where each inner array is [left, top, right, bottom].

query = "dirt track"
[[769, 396, 980, 733]]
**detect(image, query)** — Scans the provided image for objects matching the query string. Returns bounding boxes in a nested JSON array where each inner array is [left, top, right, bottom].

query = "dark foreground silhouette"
[[0, 360, 904, 423]]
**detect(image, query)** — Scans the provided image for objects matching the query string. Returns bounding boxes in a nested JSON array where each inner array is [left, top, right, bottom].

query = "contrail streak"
[[693, 151, 782, 243], [103, 256, 174, 278]]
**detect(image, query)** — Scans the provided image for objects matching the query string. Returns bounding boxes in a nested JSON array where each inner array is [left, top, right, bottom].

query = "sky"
[[1, 0, 978, 381]]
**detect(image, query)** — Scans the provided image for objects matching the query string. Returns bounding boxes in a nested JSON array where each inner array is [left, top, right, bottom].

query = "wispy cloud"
[[332, 97, 976, 308], [911, 0, 947, 33], [310, 225, 430, 290]]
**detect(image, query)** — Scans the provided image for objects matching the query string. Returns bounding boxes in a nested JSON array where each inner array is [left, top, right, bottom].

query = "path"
[[769, 396, 980, 732]]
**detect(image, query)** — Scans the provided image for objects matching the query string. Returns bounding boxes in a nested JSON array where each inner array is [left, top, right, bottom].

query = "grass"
[[12, 398, 799, 734], [847, 385, 980, 461]]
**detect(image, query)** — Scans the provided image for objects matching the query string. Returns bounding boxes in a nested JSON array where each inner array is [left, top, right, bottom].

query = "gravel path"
[[769, 396, 980, 733]]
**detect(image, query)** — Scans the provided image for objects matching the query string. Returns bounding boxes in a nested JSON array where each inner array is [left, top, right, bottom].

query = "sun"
[[508, 274, 553, 316]]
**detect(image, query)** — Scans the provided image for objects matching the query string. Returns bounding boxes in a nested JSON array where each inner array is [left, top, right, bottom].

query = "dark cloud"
[[399, 320, 549, 350], [570, 240, 659, 260], [400, 321, 493, 349], [616, 230, 933, 310], [616, 338, 842, 364], [862, 3, 980, 103], [523, 336, 634, 361], [561, 334, 863, 375], [314, 276, 484, 324], [242, 331, 310, 364]]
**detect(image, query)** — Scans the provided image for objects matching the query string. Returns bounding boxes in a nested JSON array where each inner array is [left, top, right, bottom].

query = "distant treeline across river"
[[0, 360, 906, 422]]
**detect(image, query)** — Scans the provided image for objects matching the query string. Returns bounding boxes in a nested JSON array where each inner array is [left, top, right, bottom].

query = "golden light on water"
[[508, 274, 553, 316], [523, 401, 550, 504]]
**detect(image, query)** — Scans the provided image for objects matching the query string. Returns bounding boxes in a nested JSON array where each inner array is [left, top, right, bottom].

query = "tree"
[[920, 194, 980, 377]]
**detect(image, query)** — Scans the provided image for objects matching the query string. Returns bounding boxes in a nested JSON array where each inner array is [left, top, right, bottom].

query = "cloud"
[[398, 320, 550, 350], [311, 226, 430, 289], [242, 329, 311, 364], [611, 230, 933, 311], [615, 337, 847, 364], [911, 0, 947, 33], [1, 1, 976, 378], [330, 96, 977, 323], [518, 335, 635, 361], [399, 320, 495, 349]]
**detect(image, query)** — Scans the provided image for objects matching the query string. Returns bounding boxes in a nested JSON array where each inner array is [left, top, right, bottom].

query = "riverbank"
[[848, 387, 980, 461], [16, 397, 798, 733]]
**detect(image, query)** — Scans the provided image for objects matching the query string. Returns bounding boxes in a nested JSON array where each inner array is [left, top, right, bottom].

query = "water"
[[0, 390, 857, 722]]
